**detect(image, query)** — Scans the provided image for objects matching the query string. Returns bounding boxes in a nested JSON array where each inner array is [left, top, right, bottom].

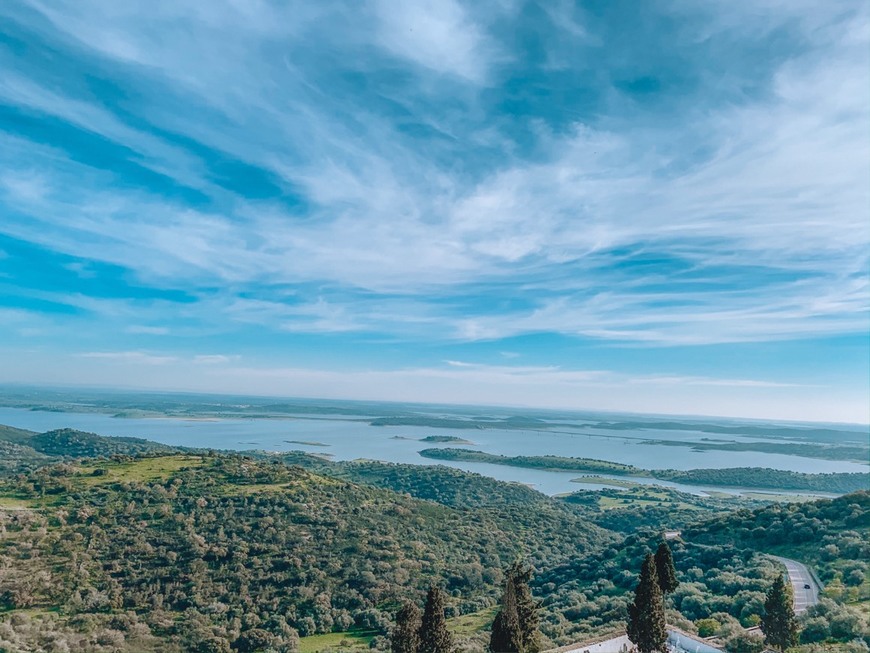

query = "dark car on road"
[[804, 584, 811, 589]]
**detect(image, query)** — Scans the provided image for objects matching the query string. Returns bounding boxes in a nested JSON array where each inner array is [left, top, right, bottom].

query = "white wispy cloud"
[[373, 0, 499, 83], [0, 0, 866, 351], [78, 351, 178, 365], [193, 354, 239, 365], [126, 325, 170, 335]]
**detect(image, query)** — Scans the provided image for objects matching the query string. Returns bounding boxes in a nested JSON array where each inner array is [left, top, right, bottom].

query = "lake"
[[0, 406, 865, 496]]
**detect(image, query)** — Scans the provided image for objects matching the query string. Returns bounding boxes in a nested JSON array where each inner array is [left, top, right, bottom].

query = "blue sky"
[[0, 1, 868, 422]]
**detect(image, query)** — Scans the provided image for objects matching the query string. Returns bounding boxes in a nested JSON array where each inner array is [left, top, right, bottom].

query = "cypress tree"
[[490, 576, 523, 653], [419, 586, 453, 653], [627, 553, 668, 653], [392, 601, 422, 653], [654, 542, 679, 595], [511, 562, 541, 653], [761, 574, 799, 652]]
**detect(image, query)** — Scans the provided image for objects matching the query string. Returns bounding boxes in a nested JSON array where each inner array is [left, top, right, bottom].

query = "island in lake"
[[418, 435, 475, 445]]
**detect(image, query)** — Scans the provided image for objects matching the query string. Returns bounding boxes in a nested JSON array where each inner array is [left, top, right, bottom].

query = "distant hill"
[[0, 440, 53, 474], [0, 423, 36, 444], [419, 448, 870, 494], [0, 425, 183, 463], [26, 428, 179, 457]]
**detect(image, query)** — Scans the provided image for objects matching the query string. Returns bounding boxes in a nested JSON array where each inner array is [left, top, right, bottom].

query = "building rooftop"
[[547, 626, 724, 653]]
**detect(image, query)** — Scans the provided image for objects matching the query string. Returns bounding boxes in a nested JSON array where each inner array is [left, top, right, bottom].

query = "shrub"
[[696, 618, 720, 638]]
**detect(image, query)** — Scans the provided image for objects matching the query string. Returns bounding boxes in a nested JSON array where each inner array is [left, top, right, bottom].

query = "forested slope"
[[0, 424, 867, 652], [683, 491, 870, 603], [537, 491, 869, 647], [0, 453, 611, 652], [0, 426, 184, 473]]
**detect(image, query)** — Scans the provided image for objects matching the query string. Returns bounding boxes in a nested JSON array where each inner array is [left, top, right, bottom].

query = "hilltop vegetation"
[[0, 426, 181, 466], [279, 454, 547, 509], [0, 440, 53, 474], [24, 428, 180, 458], [561, 485, 741, 534], [0, 453, 611, 652]]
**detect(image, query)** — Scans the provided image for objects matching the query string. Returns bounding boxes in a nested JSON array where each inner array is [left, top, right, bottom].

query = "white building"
[[548, 627, 724, 653]]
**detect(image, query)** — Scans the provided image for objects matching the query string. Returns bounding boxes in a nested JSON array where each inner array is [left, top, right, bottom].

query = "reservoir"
[[0, 406, 865, 497]]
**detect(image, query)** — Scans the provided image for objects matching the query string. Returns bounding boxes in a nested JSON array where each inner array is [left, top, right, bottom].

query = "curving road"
[[771, 555, 820, 613]]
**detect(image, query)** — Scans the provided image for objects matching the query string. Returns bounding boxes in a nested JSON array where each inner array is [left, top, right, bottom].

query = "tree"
[[627, 553, 668, 653], [695, 618, 720, 638], [760, 574, 798, 651], [233, 628, 273, 652], [419, 586, 453, 653], [196, 637, 232, 653], [490, 575, 523, 653], [511, 562, 541, 653], [392, 601, 422, 653], [654, 542, 679, 595], [725, 631, 764, 653]]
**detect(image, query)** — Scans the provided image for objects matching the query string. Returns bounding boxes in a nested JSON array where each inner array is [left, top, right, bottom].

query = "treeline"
[[587, 420, 864, 444], [643, 439, 869, 463], [418, 449, 640, 474], [653, 468, 870, 494], [419, 448, 870, 493]]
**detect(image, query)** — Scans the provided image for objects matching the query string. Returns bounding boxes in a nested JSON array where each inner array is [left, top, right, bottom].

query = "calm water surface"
[[0, 408, 864, 496]]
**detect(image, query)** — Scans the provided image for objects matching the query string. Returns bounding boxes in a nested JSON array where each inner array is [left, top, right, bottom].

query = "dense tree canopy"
[[0, 436, 866, 653]]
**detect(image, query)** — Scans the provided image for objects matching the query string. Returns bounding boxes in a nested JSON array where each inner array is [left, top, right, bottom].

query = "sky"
[[0, 1, 868, 423]]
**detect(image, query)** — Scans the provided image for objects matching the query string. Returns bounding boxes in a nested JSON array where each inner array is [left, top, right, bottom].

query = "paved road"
[[771, 555, 820, 613]]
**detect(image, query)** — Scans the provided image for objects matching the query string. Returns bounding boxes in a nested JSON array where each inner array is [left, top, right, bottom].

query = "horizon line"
[[1, 381, 867, 429]]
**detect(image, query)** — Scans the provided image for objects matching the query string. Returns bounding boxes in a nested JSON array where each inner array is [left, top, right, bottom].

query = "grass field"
[[597, 487, 698, 511], [224, 482, 293, 495], [298, 629, 378, 652], [736, 491, 821, 502], [77, 455, 205, 485], [297, 608, 497, 652], [448, 606, 498, 635], [0, 496, 37, 510]]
